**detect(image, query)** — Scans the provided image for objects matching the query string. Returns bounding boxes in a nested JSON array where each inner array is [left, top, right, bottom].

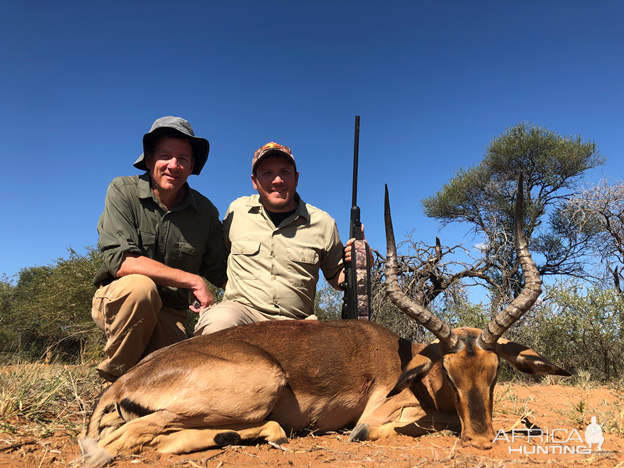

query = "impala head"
[[384, 175, 570, 449]]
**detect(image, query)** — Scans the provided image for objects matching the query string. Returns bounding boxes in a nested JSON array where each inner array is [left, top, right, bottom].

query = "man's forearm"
[[328, 268, 346, 291], [117, 253, 214, 311], [117, 253, 200, 290]]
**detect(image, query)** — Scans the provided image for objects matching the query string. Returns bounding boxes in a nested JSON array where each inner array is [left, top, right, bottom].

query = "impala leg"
[[97, 410, 290, 456], [153, 420, 288, 454], [96, 410, 125, 439], [351, 410, 460, 442], [97, 410, 183, 456], [367, 409, 461, 440], [350, 391, 460, 442]]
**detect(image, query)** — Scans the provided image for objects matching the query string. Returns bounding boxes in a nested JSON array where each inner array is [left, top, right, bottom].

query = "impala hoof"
[[349, 423, 370, 442], [214, 431, 242, 446], [461, 435, 493, 450]]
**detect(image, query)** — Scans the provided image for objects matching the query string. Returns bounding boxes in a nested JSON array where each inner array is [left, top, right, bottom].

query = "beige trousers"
[[194, 301, 317, 336], [92, 274, 187, 378]]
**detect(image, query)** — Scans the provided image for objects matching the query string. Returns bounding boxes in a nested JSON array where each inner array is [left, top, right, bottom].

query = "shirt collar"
[[293, 193, 310, 220], [137, 172, 152, 199], [247, 193, 309, 221]]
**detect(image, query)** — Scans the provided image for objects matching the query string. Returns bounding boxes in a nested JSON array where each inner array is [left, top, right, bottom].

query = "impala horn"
[[384, 184, 463, 353], [476, 173, 543, 350]]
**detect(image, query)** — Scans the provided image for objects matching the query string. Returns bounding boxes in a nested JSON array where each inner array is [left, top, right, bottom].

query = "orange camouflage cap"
[[252, 142, 297, 173]]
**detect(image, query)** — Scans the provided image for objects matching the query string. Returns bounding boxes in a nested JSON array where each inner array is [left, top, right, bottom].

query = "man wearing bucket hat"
[[92, 116, 227, 381], [194, 142, 372, 335]]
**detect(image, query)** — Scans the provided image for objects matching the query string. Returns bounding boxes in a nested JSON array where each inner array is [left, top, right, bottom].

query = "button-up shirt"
[[222, 194, 344, 318], [94, 173, 228, 310]]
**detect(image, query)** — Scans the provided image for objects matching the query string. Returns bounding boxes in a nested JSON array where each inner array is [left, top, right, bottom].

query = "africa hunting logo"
[[493, 415, 612, 455]]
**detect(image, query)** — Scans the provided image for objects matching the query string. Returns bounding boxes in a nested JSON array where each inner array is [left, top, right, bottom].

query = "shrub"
[[314, 280, 342, 321], [0, 248, 103, 363], [506, 281, 624, 381]]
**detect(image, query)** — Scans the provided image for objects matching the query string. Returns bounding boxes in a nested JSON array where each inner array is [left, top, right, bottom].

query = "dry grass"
[[564, 388, 624, 437], [494, 376, 624, 442], [0, 363, 100, 438]]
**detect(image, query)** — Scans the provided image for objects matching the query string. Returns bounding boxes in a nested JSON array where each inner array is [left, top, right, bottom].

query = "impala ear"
[[387, 343, 443, 397], [495, 339, 571, 376]]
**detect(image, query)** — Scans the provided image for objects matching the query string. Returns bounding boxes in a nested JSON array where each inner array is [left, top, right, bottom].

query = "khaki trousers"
[[194, 301, 317, 336], [92, 274, 187, 378]]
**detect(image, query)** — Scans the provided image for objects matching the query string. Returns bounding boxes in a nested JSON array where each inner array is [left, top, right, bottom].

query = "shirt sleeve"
[[321, 220, 344, 281], [198, 204, 229, 288], [97, 179, 144, 279], [222, 203, 234, 252]]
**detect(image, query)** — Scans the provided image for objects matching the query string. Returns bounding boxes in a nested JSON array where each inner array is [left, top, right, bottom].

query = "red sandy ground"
[[0, 383, 622, 468]]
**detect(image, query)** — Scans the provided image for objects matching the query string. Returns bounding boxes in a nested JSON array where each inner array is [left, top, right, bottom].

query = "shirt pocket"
[[176, 240, 204, 271], [287, 247, 320, 289], [178, 241, 196, 256], [231, 240, 261, 280], [138, 230, 156, 257]]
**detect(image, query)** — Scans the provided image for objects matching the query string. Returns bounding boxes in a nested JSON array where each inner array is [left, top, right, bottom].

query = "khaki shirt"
[[222, 194, 344, 318], [94, 173, 228, 310]]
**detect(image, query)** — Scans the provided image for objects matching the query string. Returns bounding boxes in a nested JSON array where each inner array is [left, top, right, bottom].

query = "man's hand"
[[329, 225, 374, 291], [344, 225, 374, 265], [189, 278, 215, 313]]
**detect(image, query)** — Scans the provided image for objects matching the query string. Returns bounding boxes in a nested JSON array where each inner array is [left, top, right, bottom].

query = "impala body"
[[79, 176, 569, 467]]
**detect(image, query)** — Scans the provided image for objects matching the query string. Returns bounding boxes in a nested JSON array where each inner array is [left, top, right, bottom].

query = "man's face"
[[145, 136, 194, 197], [251, 154, 299, 212]]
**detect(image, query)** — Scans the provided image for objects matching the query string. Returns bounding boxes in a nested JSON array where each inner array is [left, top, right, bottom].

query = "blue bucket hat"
[[133, 116, 210, 176]]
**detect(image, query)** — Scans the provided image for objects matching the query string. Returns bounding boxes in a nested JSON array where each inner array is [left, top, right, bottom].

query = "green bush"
[[506, 281, 624, 381], [0, 248, 103, 363], [314, 279, 342, 321]]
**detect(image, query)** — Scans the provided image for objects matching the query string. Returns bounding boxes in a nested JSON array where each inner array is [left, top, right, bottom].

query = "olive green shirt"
[[94, 173, 228, 310], [222, 194, 344, 318]]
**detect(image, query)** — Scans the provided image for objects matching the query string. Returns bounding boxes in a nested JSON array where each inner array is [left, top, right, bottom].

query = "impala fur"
[[79, 176, 569, 466]]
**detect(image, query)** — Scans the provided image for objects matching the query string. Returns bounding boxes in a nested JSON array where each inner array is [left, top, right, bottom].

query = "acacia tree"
[[421, 122, 604, 315], [564, 178, 624, 295]]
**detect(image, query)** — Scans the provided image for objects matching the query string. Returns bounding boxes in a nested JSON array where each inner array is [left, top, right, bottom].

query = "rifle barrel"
[[352, 116, 360, 208]]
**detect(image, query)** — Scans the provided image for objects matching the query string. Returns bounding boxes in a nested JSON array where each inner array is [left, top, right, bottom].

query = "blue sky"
[[1, 1, 623, 285]]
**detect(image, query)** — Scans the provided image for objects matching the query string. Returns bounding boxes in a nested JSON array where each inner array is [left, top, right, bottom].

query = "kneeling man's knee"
[[117, 274, 160, 306], [194, 303, 257, 336]]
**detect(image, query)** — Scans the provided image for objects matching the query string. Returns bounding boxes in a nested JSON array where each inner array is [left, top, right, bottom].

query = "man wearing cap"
[[92, 116, 227, 381], [194, 142, 371, 335]]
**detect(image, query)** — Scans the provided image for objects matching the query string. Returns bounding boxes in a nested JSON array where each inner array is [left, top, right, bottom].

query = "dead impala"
[[79, 176, 569, 466]]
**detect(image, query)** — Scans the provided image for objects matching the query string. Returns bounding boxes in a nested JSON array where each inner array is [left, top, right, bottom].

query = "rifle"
[[341, 116, 371, 320]]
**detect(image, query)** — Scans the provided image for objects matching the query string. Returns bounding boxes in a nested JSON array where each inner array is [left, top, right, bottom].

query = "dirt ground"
[[0, 383, 622, 468]]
